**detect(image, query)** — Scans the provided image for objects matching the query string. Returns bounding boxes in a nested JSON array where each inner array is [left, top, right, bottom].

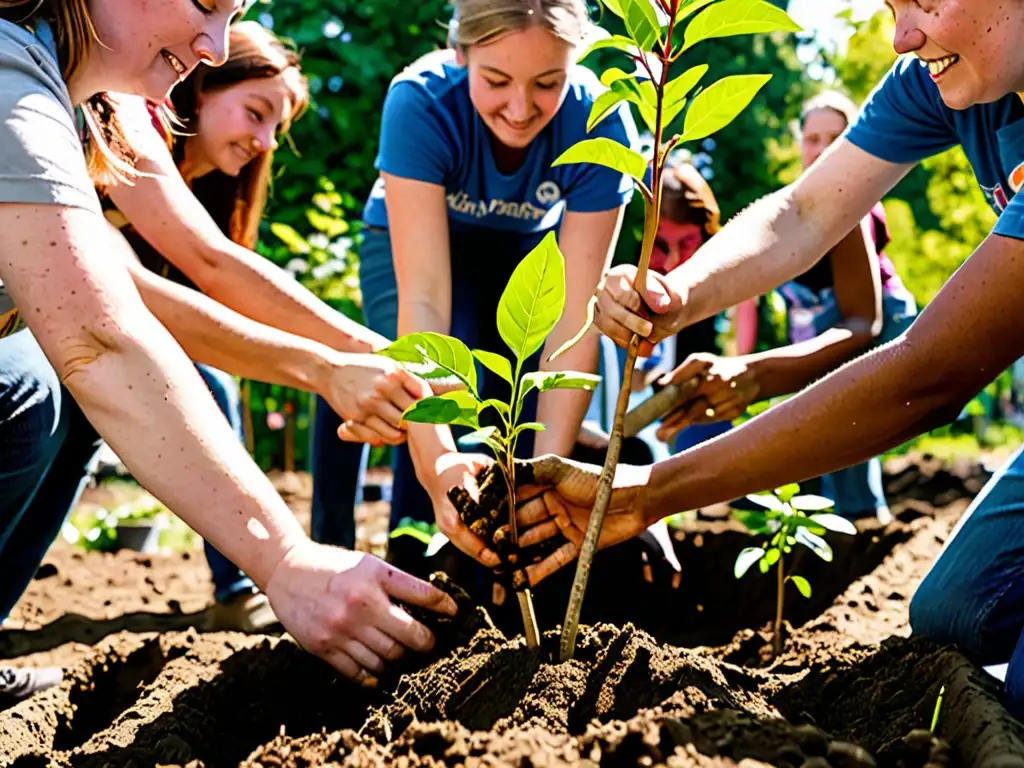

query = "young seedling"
[[378, 232, 600, 647], [546, 0, 801, 660], [732, 483, 856, 656], [930, 685, 946, 734]]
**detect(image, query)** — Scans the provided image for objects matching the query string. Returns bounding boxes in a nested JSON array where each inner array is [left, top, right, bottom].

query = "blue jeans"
[[356, 227, 540, 530], [0, 331, 102, 620], [911, 444, 1024, 716], [309, 398, 364, 548], [194, 364, 256, 603]]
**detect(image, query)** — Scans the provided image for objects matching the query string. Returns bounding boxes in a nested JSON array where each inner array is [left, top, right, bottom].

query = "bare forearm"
[[397, 298, 450, 337], [196, 241, 388, 353], [643, 337, 959, 522], [132, 265, 337, 395], [746, 324, 875, 401], [62, 320, 304, 588], [534, 330, 599, 457]]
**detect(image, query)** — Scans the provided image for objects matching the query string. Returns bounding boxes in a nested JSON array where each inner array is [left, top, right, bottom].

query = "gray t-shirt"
[[0, 20, 101, 338]]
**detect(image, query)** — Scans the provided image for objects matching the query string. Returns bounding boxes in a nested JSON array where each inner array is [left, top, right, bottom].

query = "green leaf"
[[588, 88, 631, 132], [808, 513, 857, 536], [790, 574, 812, 599], [682, 0, 801, 52], [512, 422, 547, 438], [763, 547, 780, 568], [438, 390, 483, 429], [759, 556, 771, 574], [389, 524, 434, 546], [601, 0, 625, 18], [481, 398, 511, 421], [520, 370, 602, 399], [578, 34, 638, 62], [775, 483, 801, 503], [458, 426, 499, 447], [663, 64, 709, 126], [745, 492, 784, 513], [675, 0, 717, 22], [795, 527, 833, 562], [270, 222, 310, 254], [496, 232, 566, 363], [402, 396, 463, 425], [621, 0, 661, 51], [681, 74, 772, 143], [734, 546, 765, 578], [601, 67, 634, 87], [380, 333, 478, 393], [473, 349, 513, 385], [732, 508, 772, 534], [552, 137, 648, 184], [791, 494, 835, 512]]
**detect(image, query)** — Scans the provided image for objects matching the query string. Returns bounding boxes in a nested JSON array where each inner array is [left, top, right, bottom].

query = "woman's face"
[[801, 108, 848, 170], [87, 0, 242, 101], [886, 0, 1024, 110], [463, 25, 573, 150], [651, 219, 704, 275], [190, 73, 296, 177]]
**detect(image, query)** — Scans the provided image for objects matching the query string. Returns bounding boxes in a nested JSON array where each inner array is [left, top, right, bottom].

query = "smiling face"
[[801, 108, 848, 170], [462, 25, 574, 150], [188, 73, 296, 177], [85, 0, 242, 101], [886, 0, 1024, 109]]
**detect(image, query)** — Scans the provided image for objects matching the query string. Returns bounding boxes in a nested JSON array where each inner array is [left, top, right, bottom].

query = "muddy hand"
[[432, 452, 501, 568], [333, 355, 431, 446], [514, 454, 654, 586], [264, 538, 457, 686], [594, 265, 684, 356]]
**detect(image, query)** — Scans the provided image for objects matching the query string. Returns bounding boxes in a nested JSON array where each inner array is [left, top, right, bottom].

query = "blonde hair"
[[1, 0, 138, 184], [449, 0, 592, 49], [800, 90, 860, 130]]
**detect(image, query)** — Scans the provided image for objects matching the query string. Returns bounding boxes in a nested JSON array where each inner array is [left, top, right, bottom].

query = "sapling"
[[378, 232, 601, 647], [732, 483, 856, 656], [545, 0, 801, 660]]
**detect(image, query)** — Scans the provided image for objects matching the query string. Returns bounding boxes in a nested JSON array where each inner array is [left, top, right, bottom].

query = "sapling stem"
[[774, 554, 785, 657]]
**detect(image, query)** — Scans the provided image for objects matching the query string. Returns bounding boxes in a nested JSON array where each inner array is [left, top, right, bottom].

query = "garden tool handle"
[[623, 376, 703, 438]]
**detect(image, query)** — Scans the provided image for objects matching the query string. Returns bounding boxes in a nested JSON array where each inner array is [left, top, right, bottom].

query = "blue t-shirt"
[[362, 49, 638, 243], [846, 55, 1024, 240]]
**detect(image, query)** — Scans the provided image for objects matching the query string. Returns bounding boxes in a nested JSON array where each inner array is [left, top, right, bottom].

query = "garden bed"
[[2, 454, 1021, 768]]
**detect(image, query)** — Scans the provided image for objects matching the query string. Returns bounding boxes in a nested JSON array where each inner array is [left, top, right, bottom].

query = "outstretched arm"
[[107, 95, 387, 354]]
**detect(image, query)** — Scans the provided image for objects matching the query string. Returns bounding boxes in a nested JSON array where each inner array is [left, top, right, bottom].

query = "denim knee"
[[909, 573, 977, 651]]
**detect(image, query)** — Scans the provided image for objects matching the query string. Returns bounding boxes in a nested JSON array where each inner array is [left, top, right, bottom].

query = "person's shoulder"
[[389, 48, 467, 106], [563, 64, 605, 109], [0, 20, 67, 102]]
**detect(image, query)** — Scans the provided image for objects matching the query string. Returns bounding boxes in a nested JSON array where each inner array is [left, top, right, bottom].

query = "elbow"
[[53, 322, 133, 393], [888, 335, 978, 433]]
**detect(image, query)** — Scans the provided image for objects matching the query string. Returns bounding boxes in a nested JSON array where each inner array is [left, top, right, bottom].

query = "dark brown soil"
[[2, 453, 1021, 768]]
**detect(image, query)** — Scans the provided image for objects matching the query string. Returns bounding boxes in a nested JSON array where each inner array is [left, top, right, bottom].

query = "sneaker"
[[203, 591, 281, 633], [0, 667, 63, 711]]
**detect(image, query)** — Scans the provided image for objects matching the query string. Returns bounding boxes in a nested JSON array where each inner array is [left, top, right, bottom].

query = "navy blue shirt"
[[847, 56, 1024, 240], [363, 49, 638, 246]]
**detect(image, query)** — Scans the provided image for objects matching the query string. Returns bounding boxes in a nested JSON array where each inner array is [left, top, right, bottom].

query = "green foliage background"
[[240, 0, 1007, 469]]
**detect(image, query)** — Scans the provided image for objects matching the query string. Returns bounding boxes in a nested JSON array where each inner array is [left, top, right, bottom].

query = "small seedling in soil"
[[930, 684, 945, 734], [732, 483, 856, 656], [378, 232, 600, 647]]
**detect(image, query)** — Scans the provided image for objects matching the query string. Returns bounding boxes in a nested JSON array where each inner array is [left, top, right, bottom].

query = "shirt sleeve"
[[994, 191, 1024, 240], [0, 41, 99, 213], [375, 79, 455, 186], [564, 102, 639, 213], [845, 57, 958, 166]]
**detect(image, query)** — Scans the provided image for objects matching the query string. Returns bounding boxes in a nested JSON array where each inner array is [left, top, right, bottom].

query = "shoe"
[[0, 666, 63, 710], [203, 591, 281, 633]]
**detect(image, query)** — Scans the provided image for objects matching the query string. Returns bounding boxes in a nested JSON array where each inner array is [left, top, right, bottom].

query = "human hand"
[[325, 353, 430, 446], [594, 265, 685, 356], [429, 451, 501, 568], [513, 454, 654, 585], [264, 538, 457, 685], [655, 353, 760, 443]]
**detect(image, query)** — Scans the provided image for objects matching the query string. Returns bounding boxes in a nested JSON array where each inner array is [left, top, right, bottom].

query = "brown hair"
[[170, 21, 309, 249], [1, 0, 138, 183], [660, 161, 721, 242], [449, 0, 592, 49]]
